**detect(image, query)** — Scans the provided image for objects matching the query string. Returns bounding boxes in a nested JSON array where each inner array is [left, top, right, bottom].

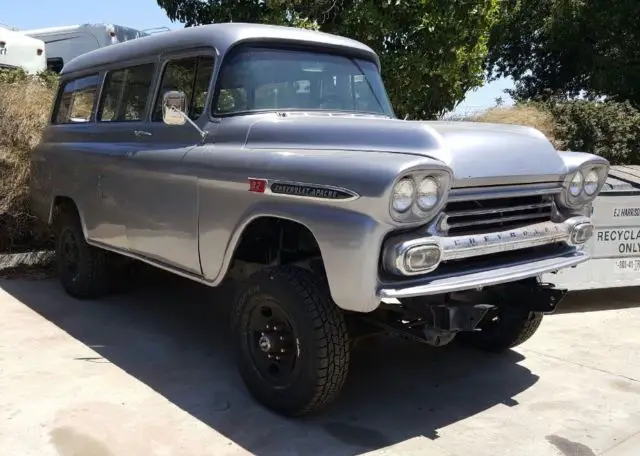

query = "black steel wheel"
[[54, 205, 112, 299], [59, 226, 81, 280], [231, 265, 350, 416], [457, 307, 544, 352], [245, 297, 301, 388]]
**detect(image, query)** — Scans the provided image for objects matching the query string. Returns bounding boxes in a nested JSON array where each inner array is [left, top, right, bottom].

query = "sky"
[[2, 0, 514, 116]]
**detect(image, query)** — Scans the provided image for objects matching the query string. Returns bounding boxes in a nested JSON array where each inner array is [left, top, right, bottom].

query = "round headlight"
[[392, 178, 415, 213], [569, 171, 583, 197], [584, 170, 599, 195], [417, 177, 439, 210]]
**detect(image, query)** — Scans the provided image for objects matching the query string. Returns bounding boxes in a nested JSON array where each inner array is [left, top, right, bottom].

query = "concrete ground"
[[1, 271, 639, 456]]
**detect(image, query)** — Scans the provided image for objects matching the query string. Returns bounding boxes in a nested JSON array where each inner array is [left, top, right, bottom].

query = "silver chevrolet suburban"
[[30, 23, 609, 416]]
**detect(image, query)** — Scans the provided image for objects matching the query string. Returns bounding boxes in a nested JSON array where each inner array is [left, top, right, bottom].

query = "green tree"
[[485, 0, 640, 106], [156, 0, 499, 119]]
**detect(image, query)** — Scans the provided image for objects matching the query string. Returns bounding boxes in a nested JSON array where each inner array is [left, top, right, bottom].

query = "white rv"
[[0, 26, 46, 73], [21, 23, 155, 73]]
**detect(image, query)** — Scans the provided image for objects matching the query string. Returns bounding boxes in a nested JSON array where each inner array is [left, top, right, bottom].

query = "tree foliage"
[[486, 0, 640, 106], [544, 100, 640, 165], [156, 0, 499, 119]]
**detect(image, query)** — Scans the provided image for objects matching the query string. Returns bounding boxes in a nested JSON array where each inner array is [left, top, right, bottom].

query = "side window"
[[97, 63, 155, 122], [152, 55, 214, 121], [53, 74, 100, 124]]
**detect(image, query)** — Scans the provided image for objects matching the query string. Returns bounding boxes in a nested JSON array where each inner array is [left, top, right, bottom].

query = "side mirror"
[[162, 90, 187, 126]]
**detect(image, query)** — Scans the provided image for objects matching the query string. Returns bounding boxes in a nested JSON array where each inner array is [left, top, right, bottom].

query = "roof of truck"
[[60, 22, 379, 76]]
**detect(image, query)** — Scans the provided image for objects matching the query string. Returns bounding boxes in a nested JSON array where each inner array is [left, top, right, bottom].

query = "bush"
[[469, 100, 640, 165], [0, 69, 58, 252], [545, 100, 640, 165]]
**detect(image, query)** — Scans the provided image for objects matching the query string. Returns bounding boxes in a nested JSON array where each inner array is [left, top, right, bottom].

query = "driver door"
[[122, 50, 216, 275]]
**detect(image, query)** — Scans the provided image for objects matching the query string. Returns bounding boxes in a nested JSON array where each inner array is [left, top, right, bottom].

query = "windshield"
[[212, 46, 394, 117]]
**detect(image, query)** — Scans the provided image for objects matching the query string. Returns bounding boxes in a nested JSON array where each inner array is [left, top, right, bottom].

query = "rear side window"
[[98, 63, 155, 122], [53, 74, 100, 124], [152, 55, 214, 122]]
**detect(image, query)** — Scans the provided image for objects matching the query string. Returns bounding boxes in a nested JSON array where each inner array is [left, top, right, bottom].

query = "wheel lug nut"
[[275, 356, 280, 360], [280, 349, 285, 353]]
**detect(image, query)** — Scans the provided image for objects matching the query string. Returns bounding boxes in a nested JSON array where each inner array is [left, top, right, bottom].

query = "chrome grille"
[[441, 194, 555, 236]]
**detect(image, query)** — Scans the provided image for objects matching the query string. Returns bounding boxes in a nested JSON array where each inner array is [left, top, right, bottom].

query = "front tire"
[[54, 206, 112, 299], [457, 308, 544, 352], [231, 265, 350, 416]]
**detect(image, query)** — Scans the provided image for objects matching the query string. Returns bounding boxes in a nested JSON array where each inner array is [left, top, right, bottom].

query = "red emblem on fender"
[[248, 178, 267, 193]]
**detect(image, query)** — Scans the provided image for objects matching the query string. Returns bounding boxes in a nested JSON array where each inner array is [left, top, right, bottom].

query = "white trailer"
[[20, 23, 153, 73], [0, 26, 46, 73], [543, 165, 640, 290]]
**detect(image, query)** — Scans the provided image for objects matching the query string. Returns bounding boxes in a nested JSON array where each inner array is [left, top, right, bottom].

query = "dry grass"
[[468, 105, 563, 149], [0, 78, 55, 252]]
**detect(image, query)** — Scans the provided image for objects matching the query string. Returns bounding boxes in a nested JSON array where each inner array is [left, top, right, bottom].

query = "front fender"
[[204, 201, 390, 313], [557, 150, 610, 173]]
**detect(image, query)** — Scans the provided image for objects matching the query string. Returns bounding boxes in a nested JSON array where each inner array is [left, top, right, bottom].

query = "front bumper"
[[378, 216, 593, 300], [379, 249, 589, 299]]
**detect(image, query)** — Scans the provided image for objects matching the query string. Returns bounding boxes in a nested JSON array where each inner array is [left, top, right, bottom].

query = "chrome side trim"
[[378, 250, 590, 299]]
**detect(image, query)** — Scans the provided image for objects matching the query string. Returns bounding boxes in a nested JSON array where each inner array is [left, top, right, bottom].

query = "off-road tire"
[[231, 265, 350, 416], [54, 206, 112, 299], [457, 310, 543, 352]]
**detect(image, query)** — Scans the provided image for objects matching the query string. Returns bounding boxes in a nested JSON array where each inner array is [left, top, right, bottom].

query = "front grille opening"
[[444, 194, 554, 236]]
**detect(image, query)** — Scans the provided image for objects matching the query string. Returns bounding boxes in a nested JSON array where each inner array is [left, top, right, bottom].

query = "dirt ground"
[[1, 272, 639, 456]]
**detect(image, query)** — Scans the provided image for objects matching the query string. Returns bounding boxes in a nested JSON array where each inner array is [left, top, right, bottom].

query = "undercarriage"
[[350, 278, 568, 348]]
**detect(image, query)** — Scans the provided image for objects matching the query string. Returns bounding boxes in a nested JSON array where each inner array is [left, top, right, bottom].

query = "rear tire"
[[231, 265, 350, 416], [457, 309, 543, 352], [54, 205, 112, 299]]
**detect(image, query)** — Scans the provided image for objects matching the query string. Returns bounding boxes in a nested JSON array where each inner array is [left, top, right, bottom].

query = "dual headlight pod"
[[568, 169, 600, 197], [390, 171, 451, 223], [559, 163, 608, 210]]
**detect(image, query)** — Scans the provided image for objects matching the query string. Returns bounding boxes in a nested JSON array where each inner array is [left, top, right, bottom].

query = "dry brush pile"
[[0, 70, 57, 253], [468, 105, 562, 149]]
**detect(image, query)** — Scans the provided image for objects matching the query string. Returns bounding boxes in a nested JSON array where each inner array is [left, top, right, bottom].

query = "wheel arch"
[[222, 214, 328, 282], [208, 205, 386, 313], [49, 195, 89, 239]]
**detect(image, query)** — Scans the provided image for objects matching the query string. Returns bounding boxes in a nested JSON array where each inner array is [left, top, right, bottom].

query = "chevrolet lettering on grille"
[[441, 221, 568, 261]]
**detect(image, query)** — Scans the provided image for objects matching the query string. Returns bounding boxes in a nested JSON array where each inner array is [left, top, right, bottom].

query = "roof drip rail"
[[141, 26, 171, 35]]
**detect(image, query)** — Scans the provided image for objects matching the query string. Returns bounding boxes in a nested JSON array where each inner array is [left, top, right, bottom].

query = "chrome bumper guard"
[[379, 216, 594, 300]]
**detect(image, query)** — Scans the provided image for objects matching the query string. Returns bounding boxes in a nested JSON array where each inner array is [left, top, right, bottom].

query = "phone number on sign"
[[615, 258, 640, 272]]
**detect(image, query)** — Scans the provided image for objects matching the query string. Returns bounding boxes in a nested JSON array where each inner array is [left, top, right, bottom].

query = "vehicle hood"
[[240, 114, 568, 184]]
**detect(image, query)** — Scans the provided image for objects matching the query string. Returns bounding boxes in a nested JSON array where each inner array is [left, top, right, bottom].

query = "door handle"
[[134, 130, 152, 137]]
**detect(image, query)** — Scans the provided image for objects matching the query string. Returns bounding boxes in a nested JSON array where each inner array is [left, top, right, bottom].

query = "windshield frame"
[[210, 43, 395, 119]]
